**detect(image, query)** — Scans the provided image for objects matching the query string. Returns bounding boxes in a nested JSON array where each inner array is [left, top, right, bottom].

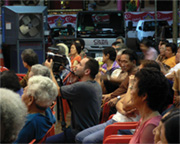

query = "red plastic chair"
[[29, 124, 55, 144], [103, 122, 138, 144], [50, 101, 57, 115], [29, 139, 36, 144], [103, 135, 133, 144], [100, 102, 110, 123], [16, 73, 26, 81]]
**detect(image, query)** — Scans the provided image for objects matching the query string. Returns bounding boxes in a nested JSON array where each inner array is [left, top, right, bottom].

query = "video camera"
[[46, 46, 70, 73]]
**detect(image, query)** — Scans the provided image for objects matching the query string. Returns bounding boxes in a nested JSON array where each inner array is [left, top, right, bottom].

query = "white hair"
[[117, 48, 126, 56], [30, 64, 51, 78], [57, 43, 69, 57], [26, 75, 58, 108], [0, 88, 27, 142]]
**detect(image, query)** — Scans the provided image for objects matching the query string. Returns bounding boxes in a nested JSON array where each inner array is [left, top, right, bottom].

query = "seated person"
[[0, 88, 27, 143], [139, 38, 158, 60], [0, 70, 23, 97], [45, 57, 102, 143], [75, 38, 86, 59], [165, 47, 180, 80], [14, 76, 58, 143], [162, 43, 177, 69], [116, 36, 125, 43], [69, 41, 82, 70], [173, 69, 180, 107], [97, 47, 120, 94], [76, 75, 140, 144], [102, 49, 138, 115], [156, 42, 167, 62], [28, 64, 51, 79], [100, 49, 128, 86], [20, 49, 38, 88], [129, 68, 169, 144], [75, 60, 162, 144], [153, 108, 180, 144]]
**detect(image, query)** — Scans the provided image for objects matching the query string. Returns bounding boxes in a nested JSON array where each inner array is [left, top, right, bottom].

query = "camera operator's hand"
[[45, 59, 53, 70]]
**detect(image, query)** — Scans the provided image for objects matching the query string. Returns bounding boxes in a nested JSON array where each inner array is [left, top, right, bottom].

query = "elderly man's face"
[[74, 57, 89, 77], [120, 54, 135, 73]]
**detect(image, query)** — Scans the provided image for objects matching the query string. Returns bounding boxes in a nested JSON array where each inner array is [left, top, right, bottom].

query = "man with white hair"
[[0, 88, 27, 143], [15, 76, 58, 143]]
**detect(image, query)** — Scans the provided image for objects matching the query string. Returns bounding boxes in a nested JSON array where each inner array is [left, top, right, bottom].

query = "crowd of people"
[[0, 37, 179, 144]]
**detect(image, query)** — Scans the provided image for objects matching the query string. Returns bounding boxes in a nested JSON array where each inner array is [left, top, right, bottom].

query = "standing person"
[[163, 43, 177, 68], [139, 38, 158, 60], [129, 67, 169, 144], [20, 48, 38, 88], [45, 57, 102, 143]]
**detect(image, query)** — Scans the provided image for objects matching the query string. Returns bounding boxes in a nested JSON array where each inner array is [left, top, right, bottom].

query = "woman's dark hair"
[[159, 39, 169, 46], [135, 67, 169, 112], [140, 60, 160, 71], [71, 42, 82, 54], [161, 108, 180, 143], [75, 38, 85, 50], [103, 47, 117, 61], [140, 38, 153, 47], [166, 43, 177, 54], [0, 70, 21, 92]]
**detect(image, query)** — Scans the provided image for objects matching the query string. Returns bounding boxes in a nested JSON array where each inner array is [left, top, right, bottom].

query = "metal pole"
[[173, 0, 178, 45], [155, 0, 157, 48]]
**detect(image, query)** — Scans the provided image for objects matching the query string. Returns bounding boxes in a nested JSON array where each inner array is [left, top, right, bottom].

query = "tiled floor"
[[54, 102, 71, 134]]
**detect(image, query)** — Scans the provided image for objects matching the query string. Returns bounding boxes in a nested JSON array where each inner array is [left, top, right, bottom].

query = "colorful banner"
[[47, 11, 180, 28], [47, 14, 76, 28], [124, 11, 180, 27]]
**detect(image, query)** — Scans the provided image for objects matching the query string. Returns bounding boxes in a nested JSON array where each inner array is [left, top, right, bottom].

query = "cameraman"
[[45, 57, 102, 143]]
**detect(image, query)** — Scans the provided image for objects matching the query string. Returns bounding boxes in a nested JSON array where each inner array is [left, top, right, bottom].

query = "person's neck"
[[71, 53, 78, 58], [28, 105, 46, 116], [139, 104, 160, 124], [27, 66, 31, 71], [106, 60, 114, 70], [80, 76, 94, 82], [127, 65, 137, 75]]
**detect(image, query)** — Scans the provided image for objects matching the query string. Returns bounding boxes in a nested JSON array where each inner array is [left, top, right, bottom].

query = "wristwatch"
[[117, 95, 121, 100]]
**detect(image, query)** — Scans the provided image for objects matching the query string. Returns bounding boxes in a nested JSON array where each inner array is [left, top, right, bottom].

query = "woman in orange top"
[[70, 42, 82, 70], [163, 43, 177, 68]]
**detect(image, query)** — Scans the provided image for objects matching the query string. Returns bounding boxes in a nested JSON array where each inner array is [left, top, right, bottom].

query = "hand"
[[174, 96, 180, 107], [102, 94, 111, 102], [125, 108, 138, 118], [108, 97, 118, 107], [99, 67, 106, 74], [128, 75, 135, 88], [100, 74, 108, 81], [45, 59, 53, 69]]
